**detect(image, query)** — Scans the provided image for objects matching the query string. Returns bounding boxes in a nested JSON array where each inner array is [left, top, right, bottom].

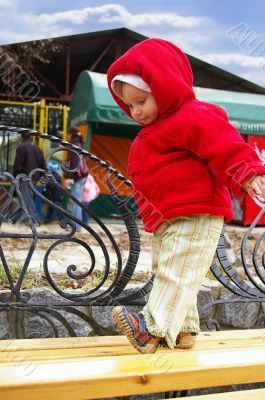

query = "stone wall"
[[1, 280, 265, 340]]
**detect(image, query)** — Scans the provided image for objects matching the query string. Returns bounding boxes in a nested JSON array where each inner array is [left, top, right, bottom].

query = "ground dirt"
[[225, 224, 265, 265]]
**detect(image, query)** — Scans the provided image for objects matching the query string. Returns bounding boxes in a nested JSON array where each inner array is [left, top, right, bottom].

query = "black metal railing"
[[201, 214, 265, 329], [0, 126, 265, 337], [0, 126, 153, 337]]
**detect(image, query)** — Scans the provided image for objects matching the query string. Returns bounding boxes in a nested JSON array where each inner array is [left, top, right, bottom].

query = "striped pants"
[[141, 214, 224, 348]]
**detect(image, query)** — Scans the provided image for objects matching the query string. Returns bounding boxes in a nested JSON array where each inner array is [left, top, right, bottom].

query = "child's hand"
[[243, 175, 265, 200]]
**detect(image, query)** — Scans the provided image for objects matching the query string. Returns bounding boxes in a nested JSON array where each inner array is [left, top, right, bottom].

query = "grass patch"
[[0, 263, 152, 291]]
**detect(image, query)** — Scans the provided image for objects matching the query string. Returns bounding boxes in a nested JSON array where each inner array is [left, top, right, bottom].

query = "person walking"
[[9, 131, 46, 225], [67, 126, 89, 232], [42, 160, 64, 224]]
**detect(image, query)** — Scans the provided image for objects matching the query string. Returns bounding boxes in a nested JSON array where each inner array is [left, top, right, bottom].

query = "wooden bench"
[[1, 329, 265, 399], [1, 127, 265, 399]]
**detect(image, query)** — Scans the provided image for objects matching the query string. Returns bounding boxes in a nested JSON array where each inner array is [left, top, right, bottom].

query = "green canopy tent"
[[68, 71, 265, 218], [68, 70, 140, 141], [68, 71, 141, 218], [69, 71, 265, 136], [194, 87, 265, 135]]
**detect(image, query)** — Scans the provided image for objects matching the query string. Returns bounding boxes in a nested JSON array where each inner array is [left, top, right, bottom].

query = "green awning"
[[194, 87, 265, 135], [69, 70, 265, 135], [68, 70, 138, 128]]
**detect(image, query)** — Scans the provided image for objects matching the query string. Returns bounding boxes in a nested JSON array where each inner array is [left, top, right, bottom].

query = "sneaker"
[[112, 306, 161, 354], [175, 332, 197, 349]]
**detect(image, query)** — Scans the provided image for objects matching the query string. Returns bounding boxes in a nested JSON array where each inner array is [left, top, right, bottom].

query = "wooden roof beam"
[[89, 39, 116, 71]]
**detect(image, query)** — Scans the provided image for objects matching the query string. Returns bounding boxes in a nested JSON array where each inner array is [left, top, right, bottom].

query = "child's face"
[[119, 83, 158, 125]]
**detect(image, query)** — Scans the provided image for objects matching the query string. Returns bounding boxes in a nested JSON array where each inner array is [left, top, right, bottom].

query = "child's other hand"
[[243, 175, 265, 200]]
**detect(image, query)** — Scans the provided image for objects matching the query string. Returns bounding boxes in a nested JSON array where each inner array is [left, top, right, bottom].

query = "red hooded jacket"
[[107, 38, 265, 232]]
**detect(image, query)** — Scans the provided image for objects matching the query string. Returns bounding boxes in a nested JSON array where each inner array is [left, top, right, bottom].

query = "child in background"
[[42, 160, 64, 224], [67, 126, 89, 232], [107, 38, 265, 354]]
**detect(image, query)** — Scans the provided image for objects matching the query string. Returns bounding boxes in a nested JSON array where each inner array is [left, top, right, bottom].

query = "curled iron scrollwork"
[[201, 208, 265, 329], [0, 126, 153, 337]]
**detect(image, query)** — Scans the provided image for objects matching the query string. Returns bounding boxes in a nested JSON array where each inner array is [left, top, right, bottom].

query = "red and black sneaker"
[[112, 306, 161, 354]]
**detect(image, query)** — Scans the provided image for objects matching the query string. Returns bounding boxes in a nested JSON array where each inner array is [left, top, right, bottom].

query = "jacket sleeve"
[[39, 149, 47, 171], [183, 105, 265, 196], [13, 145, 26, 177]]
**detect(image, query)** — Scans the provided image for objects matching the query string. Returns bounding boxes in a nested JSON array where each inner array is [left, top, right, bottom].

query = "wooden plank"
[[1, 342, 265, 399], [1, 329, 265, 363], [198, 329, 265, 341], [179, 388, 265, 399], [0, 345, 137, 363], [0, 335, 130, 352], [1, 328, 264, 352], [1, 335, 265, 363], [198, 329, 265, 342]]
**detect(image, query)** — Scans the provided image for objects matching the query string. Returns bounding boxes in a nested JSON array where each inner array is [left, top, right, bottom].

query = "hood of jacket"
[[107, 38, 195, 121]]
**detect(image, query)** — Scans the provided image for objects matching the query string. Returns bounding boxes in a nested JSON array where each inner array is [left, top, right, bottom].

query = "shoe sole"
[[112, 306, 159, 354]]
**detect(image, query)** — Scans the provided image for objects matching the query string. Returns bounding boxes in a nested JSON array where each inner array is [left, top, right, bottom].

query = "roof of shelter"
[[1, 28, 265, 102], [69, 70, 265, 135]]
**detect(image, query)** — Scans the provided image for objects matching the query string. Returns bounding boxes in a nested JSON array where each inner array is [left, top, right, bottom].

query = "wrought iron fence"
[[0, 126, 265, 338], [0, 126, 154, 337], [201, 219, 265, 330]]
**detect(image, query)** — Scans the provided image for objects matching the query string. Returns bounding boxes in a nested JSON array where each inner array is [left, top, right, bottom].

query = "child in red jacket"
[[107, 38, 265, 354]]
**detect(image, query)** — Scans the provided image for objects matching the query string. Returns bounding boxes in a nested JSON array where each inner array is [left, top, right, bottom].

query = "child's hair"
[[112, 80, 125, 98]]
